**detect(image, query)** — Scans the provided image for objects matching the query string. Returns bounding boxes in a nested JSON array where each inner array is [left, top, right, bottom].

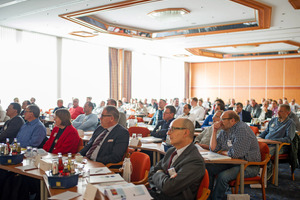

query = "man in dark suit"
[[148, 118, 205, 200], [234, 102, 252, 123], [257, 101, 273, 120], [80, 106, 129, 165]]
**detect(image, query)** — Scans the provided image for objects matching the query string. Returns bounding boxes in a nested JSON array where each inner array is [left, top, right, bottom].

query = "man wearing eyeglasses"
[[150, 105, 176, 140], [16, 105, 46, 148], [206, 110, 261, 200], [79, 106, 129, 164], [148, 118, 205, 200]]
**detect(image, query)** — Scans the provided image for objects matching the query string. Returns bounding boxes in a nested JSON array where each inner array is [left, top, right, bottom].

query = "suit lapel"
[[171, 143, 194, 167]]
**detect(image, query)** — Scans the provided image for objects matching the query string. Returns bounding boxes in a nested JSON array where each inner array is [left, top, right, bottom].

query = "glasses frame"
[[168, 126, 187, 133]]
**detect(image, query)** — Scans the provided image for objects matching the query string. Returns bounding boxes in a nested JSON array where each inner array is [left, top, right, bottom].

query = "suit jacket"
[[241, 110, 252, 123], [43, 125, 80, 154], [148, 143, 205, 200], [150, 118, 175, 140], [256, 109, 273, 120], [0, 115, 24, 143], [80, 124, 129, 165]]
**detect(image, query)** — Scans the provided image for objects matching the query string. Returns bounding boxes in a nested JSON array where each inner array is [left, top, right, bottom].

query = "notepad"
[[200, 151, 231, 160], [89, 167, 111, 175], [88, 174, 124, 184], [15, 165, 38, 171]]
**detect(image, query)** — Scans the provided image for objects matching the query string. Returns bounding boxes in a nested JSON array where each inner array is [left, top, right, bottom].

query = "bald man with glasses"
[[148, 118, 205, 200]]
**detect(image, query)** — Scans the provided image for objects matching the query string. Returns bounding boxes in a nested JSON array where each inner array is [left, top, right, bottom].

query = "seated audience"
[[227, 98, 236, 109], [86, 96, 96, 108], [0, 103, 24, 143], [190, 97, 206, 128], [69, 98, 84, 120], [202, 102, 225, 127], [13, 97, 19, 103], [80, 106, 129, 164], [259, 104, 296, 154], [258, 100, 273, 121], [30, 97, 37, 106], [206, 111, 261, 200], [72, 102, 98, 131], [0, 100, 9, 122], [43, 109, 80, 154], [244, 99, 250, 110], [117, 100, 125, 113], [53, 99, 65, 113], [93, 100, 106, 116], [16, 105, 46, 148], [233, 102, 252, 123], [177, 104, 196, 125], [151, 105, 176, 140], [278, 98, 283, 105], [247, 99, 261, 118], [203, 97, 212, 110], [271, 100, 279, 117], [107, 99, 127, 128], [289, 99, 299, 113], [149, 99, 166, 125], [20, 100, 31, 118], [136, 101, 148, 116], [289, 109, 300, 131], [148, 118, 205, 200], [194, 110, 223, 149], [173, 98, 183, 118]]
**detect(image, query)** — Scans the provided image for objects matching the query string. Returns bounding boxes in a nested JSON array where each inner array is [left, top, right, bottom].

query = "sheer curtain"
[[61, 39, 109, 108]]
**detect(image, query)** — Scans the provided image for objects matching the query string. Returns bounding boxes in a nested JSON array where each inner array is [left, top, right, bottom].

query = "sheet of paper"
[[83, 183, 98, 200], [48, 191, 81, 200], [88, 174, 124, 184], [15, 165, 38, 171], [89, 167, 111, 175], [200, 151, 231, 160]]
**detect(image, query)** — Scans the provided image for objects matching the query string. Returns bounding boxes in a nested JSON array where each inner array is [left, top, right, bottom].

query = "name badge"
[[168, 167, 176, 176], [271, 124, 275, 127], [227, 140, 232, 147], [108, 139, 114, 142]]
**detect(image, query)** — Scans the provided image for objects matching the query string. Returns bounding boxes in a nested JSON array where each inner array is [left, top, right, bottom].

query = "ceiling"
[[0, 0, 300, 62]]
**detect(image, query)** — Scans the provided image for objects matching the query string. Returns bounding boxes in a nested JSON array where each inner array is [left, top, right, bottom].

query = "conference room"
[[0, 0, 299, 200]]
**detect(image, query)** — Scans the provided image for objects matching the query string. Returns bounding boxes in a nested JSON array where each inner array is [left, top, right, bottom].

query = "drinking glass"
[[132, 133, 137, 139], [137, 134, 142, 140]]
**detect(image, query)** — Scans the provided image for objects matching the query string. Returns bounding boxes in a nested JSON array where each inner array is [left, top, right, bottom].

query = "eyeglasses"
[[164, 112, 171, 115], [24, 110, 32, 113], [100, 114, 112, 118], [221, 118, 232, 121], [168, 126, 187, 132]]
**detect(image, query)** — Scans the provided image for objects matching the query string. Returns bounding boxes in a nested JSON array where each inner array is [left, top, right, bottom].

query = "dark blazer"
[[256, 109, 273, 120], [80, 124, 129, 165], [241, 110, 252, 123], [150, 118, 175, 140], [0, 115, 24, 143], [148, 143, 205, 200]]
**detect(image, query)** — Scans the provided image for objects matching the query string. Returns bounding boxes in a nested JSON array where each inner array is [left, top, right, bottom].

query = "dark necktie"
[[86, 129, 108, 158], [168, 150, 177, 168]]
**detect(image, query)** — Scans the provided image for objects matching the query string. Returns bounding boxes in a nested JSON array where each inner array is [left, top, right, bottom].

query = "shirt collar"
[[175, 143, 190, 157], [26, 118, 39, 126], [106, 123, 118, 132]]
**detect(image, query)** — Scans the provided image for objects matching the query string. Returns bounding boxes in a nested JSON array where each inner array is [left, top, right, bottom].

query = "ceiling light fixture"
[[147, 8, 190, 22]]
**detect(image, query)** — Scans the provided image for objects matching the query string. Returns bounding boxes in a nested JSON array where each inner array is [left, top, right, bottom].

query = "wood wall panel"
[[220, 88, 234, 103], [284, 58, 300, 86], [250, 60, 266, 86], [250, 88, 266, 101], [190, 63, 205, 86], [205, 62, 219, 86], [285, 88, 300, 101], [235, 88, 249, 103], [266, 88, 284, 100], [267, 59, 284, 86], [220, 62, 234, 86], [235, 60, 250, 86]]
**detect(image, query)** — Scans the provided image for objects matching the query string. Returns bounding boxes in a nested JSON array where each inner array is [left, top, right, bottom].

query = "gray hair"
[[27, 105, 40, 118], [104, 106, 119, 122], [182, 118, 195, 139]]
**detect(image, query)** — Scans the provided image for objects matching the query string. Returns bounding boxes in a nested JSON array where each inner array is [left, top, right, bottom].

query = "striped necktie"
[[86, 129, 108, 158]]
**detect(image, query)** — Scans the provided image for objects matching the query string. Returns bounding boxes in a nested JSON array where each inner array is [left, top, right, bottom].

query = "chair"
[[128, 115, 135, 119], [128, 127, 150, 137], [197, 169, 210, 200], [250, 126, 259, 136], [130, 152, 151, 185], [77, 138, 84, 152], [271, 143, 294, 183], [136, 117, 144, 122], [229, 142, 271, 200], [106, 148, 131, 173]]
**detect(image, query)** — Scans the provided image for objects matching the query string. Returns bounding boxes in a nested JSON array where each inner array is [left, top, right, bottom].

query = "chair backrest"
[[128, 127, 150, 137], [197, 169, 209, 199], [130, 152, 150, 182], [128, 115, 135, 119], [77, 138, 84, 152], [250, 126, 259, 136], [258, 141, 270, 161], [136, 117, 144, 122]]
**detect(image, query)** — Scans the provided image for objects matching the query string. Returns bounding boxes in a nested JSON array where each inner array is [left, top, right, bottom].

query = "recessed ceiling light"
[[147, 8, 190, 22]]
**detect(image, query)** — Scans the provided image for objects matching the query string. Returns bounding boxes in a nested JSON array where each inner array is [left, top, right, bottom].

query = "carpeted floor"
[[233, 162, 300, 200]]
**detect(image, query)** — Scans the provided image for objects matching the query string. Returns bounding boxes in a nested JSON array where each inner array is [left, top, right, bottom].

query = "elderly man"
[[173, 98, 183, 118], [16, 105, 46, 148], [72, 102, 98, 131], [246, 99, 261, 118], [80, 106, 129, 164], [0, 103, 25, 143], [194, 110, 223, 149], [20, 100, 31, 118], [233, 102, 252, 123], [177, 104, 196, 125], [149, 99, 166, 125], [69, 98, 84, 120], [190, 97, 206, 128], [107, 99, 126, 128], [206, 111, 261, 200], [259, 104, 296, 154], [148, 118, 205, 200], [289, 99, 299, 113], [53, 99, 65, 113], [151, 105, 176, 140], [257, 100, 273, 121], [93, 100, 106, 116]]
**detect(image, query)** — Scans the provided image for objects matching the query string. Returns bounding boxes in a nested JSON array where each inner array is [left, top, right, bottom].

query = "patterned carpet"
[[240, 163, 300, 200]]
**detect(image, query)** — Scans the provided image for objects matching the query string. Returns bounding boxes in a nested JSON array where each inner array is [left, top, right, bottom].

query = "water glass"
[[137, 134, 143, 140], [132, 133, 137, 139]]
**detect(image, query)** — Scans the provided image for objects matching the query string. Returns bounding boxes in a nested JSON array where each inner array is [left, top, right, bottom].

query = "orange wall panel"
[[267, 87, 284, 100], [284, 58, 300, 86], [235, 60, 250, 86], [250, 60, 266, 86], [235, 87, 249, 103], [267, 59, 284, 86], [191, 63, 206, 87], [220, 62, 234, 86], [250, 88, 266, 101], [220, 88, 234, 102], [284, 88, 300, 101], [205, 62, 219, 86]]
